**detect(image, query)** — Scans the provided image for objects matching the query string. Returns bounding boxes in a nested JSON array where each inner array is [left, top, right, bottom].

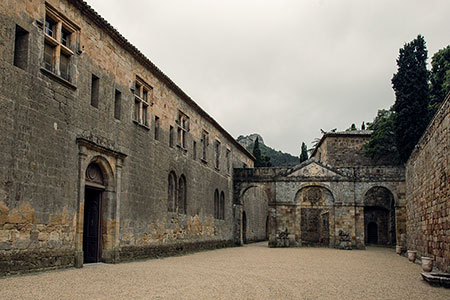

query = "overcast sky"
[[87, 0, 450, 155]]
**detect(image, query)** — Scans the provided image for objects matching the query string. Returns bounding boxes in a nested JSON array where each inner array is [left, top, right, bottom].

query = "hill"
[[237, 134, 300, 167]]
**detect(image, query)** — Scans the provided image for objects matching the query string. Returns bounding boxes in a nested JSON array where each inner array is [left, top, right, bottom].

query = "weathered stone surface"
[[406, 94, 449, 273], [235, 144, 405, 250], [0, 0, 253, 276]]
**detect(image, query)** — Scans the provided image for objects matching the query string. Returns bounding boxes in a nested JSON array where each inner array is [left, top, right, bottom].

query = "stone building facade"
[[0, 0, 254, 275], [234, 132, 406, 249], [406, 94, 449, 272]]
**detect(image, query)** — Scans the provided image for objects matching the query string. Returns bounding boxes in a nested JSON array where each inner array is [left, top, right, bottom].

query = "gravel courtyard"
[[1, 242, 449, 300]]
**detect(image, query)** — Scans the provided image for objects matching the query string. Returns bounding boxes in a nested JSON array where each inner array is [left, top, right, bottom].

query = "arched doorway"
[[367, 222, 378, 244], [83, 163, 105, 263], [364, 187, 395, 246], [242, 211, 247, 244]]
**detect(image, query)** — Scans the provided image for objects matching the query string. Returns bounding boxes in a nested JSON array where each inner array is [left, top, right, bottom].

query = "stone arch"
[[82, 156, 116, 264], [168, 171, 177, 212], [214, 189, 219, 219], [220, 191, 225, 220], [294, 185, 335, 247], [294, 185, 335, 206], [241, 186, 269, 243], [361, 184, 398, 206], [363, 186, 396, 245], [238, 183, 271, 204], [177, 174, 186, 214]]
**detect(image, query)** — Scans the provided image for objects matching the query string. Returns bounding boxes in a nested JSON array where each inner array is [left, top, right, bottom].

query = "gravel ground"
[[1, 242, 449, 300]]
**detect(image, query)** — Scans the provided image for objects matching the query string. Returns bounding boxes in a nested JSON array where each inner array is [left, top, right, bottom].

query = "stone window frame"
[[176, 111, 189, 150], [214, 139, 221, 170], [213, 189, 225, 220], [168, 171, 177, 212], [177, 175, 187, 214], [201, 130, 209, 163], [219, 191, 225, 220], [168, 171, 187, 214], [13, 24, 29, 70], [154, 115, 160, 140], [133, 76, 152, 128], [43, 4, 79, 82], [225, 148, 231, 175], [214, 189, 220, 219]]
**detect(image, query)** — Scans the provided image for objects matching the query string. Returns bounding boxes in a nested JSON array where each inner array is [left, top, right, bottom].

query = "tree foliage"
[[364, 109, 400, 164], [430, 45, 450, 113], [392, 35, 430, 163], [299, 142, 308, 163], [252, 137, 272, 167]]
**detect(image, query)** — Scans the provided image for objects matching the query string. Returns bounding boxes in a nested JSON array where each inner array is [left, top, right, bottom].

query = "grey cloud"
[[87, 0, 450, 154]]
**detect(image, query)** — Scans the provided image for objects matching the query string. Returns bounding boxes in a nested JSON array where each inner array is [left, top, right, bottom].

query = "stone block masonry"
[[406, 94, 449, 273], [0, 0, 253, 276]]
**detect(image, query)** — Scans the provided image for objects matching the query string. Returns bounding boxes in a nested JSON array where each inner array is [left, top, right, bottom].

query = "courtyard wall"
[[406, 94, 449, 272]]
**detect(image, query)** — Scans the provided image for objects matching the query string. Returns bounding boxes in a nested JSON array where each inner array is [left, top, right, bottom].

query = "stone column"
[[112, 157, 123, 263], [74, 145, 88, 268]]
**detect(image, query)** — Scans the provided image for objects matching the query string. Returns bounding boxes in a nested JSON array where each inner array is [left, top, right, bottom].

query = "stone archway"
[[294, 186, 335, 247], [83, 163, 104, 263], [241, 186, 269, 243], [364, 186, 395, 246], [75, 139, 126, 267]]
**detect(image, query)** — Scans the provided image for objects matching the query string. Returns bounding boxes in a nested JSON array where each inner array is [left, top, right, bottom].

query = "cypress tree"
[[252, 137, 263, 167], [299, 142, 308, 163], [392, 35, 430, 163]]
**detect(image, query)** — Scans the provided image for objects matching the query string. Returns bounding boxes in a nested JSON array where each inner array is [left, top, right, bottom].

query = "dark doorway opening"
[[367, 222, 378, 244], [83, 187, 102, 263], [242, 211, 247, 244]]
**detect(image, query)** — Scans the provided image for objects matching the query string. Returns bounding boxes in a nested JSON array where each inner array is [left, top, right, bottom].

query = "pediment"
[[286, 160, 346, 178]]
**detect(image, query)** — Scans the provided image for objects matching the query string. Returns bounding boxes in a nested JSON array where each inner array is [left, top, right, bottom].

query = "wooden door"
[[83, 187, 102, 263]]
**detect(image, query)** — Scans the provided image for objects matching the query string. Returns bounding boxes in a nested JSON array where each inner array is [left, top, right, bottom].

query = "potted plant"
[[407, 250, 417, 262], [421, 256, 433, 272]]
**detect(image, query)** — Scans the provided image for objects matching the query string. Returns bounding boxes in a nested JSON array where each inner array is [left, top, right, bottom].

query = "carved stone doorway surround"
[[75, 138, 126, 268]]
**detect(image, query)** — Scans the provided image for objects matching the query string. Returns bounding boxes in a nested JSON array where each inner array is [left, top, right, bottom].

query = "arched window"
[[168, 171, 177, 212], [214, 189, 219, 219], [178, 175, 187, 214], [219, 191, 225, 220]]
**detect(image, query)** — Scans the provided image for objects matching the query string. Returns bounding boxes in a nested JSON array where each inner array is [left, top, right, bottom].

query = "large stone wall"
[[406, 95, 449, 272], [0, 0, 253, 275]]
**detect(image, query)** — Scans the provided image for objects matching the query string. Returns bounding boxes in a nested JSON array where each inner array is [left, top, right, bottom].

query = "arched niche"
[[363, 186, 396, 246], [294, 186, 335, 247], [241, 186, 269, 243]]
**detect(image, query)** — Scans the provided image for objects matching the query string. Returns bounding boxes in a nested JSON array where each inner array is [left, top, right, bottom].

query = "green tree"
[[361, 122, 366, 130], [345, 123, 357, 131], [299, 142, 308, 163], [364, 109, 400, 164], [252, 137, 263, 167], [392, 35, 430, 163], [430, 45, 450, 113], [252, 137, 272, 167]]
